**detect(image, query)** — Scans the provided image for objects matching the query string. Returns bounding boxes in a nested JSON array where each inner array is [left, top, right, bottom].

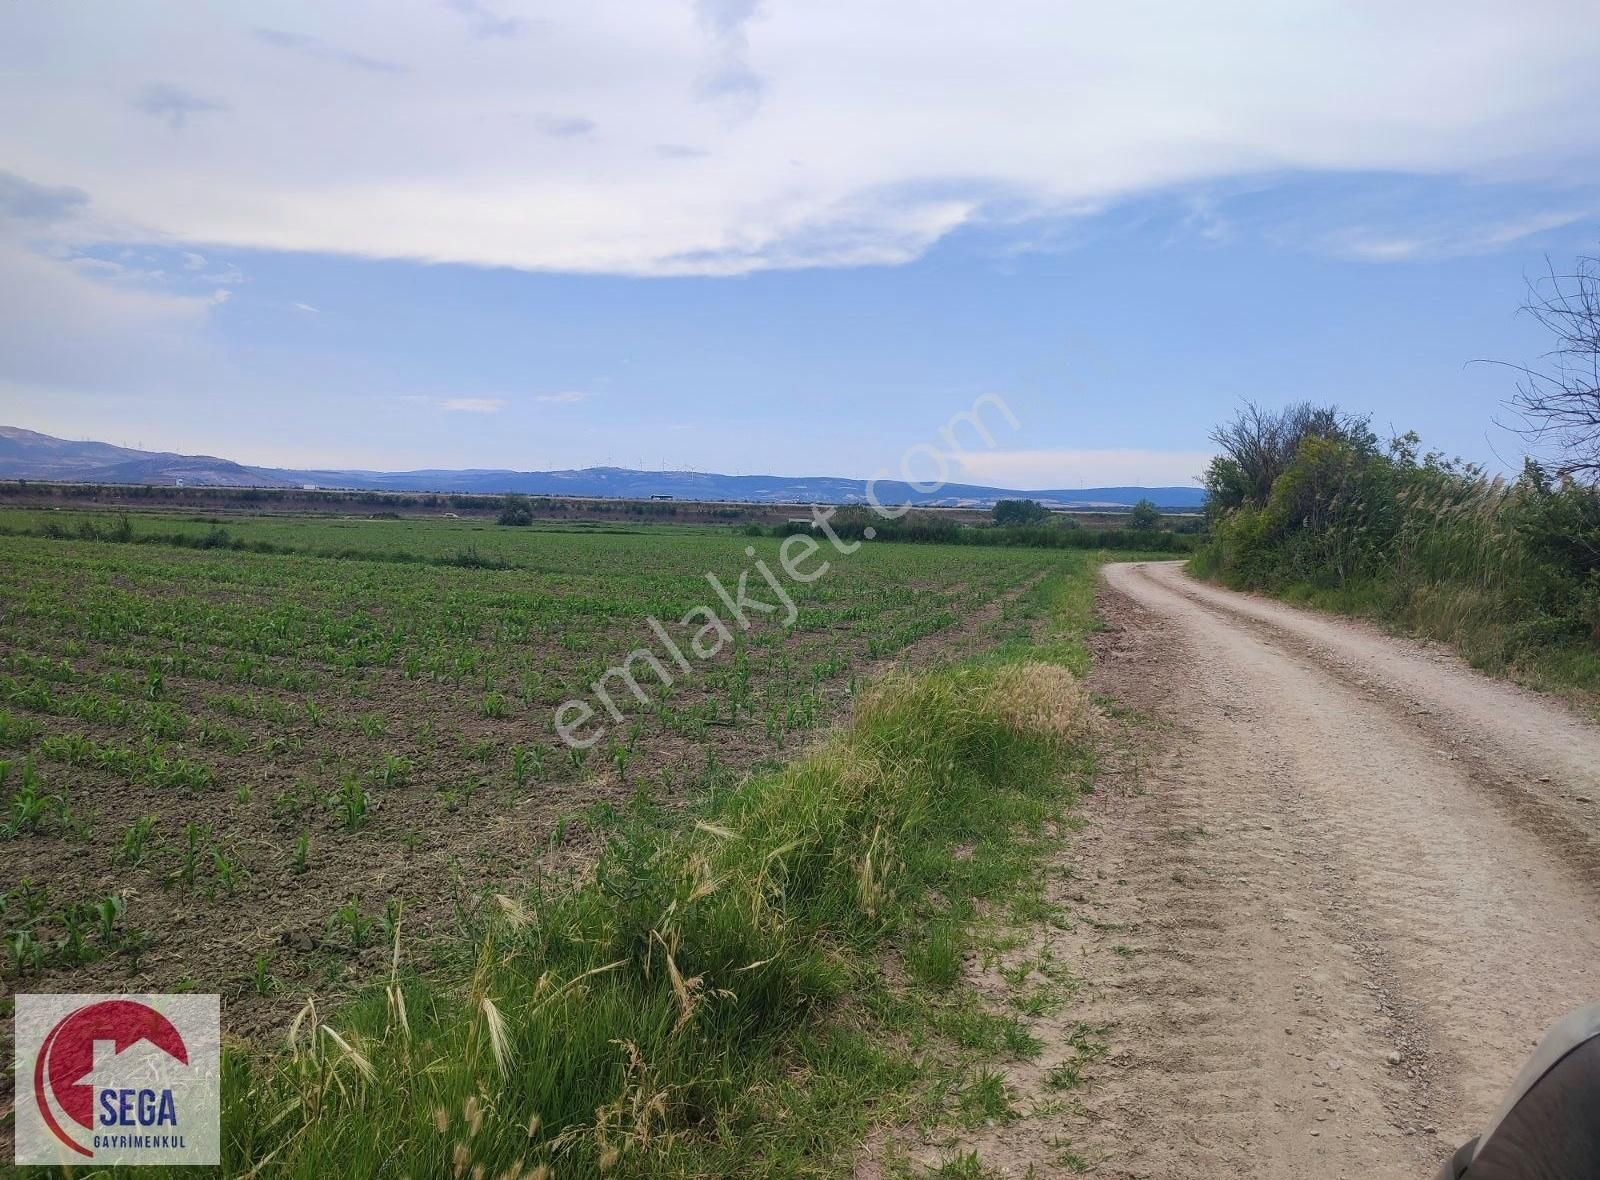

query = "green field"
[[0, 513, 1057, 1020], [0, 510, 1131, 1177]]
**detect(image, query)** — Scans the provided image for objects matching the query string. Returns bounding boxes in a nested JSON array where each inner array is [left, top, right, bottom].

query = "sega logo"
[[99, 1088, 180, 1128], [14, 994, 220, 1166]]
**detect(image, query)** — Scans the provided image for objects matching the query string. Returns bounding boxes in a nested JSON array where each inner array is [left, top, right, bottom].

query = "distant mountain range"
[[0, 426, 1207, 509]]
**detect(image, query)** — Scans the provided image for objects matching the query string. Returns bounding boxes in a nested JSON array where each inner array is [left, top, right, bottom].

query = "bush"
[[992, 499, 1050, 526], [1195, 410, 1600, 686], [1127, 499, 1160, 529], [496, 493, 535, 526]]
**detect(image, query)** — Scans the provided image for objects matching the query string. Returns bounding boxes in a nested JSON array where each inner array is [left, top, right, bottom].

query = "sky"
[[2, 1, 1599, 489]]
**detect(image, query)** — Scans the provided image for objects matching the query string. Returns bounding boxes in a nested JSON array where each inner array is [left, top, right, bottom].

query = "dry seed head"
[[452, 1141, 470, 1178], [286, 995, 317, 1055], [463, 1095, 483, 1137], [494, 893, 532, 928], [666, 950, 704, 1033], [987, 662, 1095, 743], [321, 1026, 376, 1081], [526, 1111, 542, 1138], [857, 824, 884, 918], [387, 982, 412, 1043], [480, 995, 513, 1077], [433, 1105, 450, 1134]]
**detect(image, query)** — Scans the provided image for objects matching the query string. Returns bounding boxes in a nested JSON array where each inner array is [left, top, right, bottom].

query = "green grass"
[[1191, 564, 1600, 707]]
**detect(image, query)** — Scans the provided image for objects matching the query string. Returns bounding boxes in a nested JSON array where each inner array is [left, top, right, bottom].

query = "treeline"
[[2, 515, 515, 570], [0, 482, 746, 519], [1192, 402, 1600, 687], [762, 507, 1197, 552]]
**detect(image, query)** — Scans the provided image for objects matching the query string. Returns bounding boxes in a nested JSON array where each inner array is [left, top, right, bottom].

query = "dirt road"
[[1067, 561, 1600, 1178]]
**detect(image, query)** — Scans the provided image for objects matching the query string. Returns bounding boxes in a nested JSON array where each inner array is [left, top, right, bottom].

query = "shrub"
[[992, 498, 1050, 526], [1127, 499, 1160, 529], [496, 493, 535, 526], [1195, 411, 1600, 685]]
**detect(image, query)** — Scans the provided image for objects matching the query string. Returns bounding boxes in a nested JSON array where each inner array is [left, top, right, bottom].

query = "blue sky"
[[2, 2, 1598, 488]]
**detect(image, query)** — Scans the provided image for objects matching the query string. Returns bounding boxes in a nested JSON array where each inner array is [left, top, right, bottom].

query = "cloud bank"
[[0, 2, 1595, 276]]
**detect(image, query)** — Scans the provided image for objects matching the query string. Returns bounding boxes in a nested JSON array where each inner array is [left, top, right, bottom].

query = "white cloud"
[[439, 396, 506, 413], [535, 390, 592, 403], [1, 4, 1597, 275], [946, 448, 1213, 490], [1328, 209, 1592, 262], [0, 174, 223, 396], [0, 239, 220, 394], [292, 301, 320, 313]]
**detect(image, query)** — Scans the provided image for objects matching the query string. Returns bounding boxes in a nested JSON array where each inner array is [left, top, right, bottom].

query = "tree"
[[1128, 498, 1160, 529], [992, 498, 1050, 526], [496, 492, 534, 526], [1501, 251, 1600, 483], [1203, 401, 1372, 514]]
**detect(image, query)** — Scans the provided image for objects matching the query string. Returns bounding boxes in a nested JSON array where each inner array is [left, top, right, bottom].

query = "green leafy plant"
[[510, 743, 543, 788], [3, 758, 63, 838], [95, 893, 127, 944], [374, 754, 412, 790], [6, 927, 42, 976], [333, 774, 370, 831], [329, 897, 374, 949], [251, 953, 279, 996], [175, 822, 209, 891], [211, 847, 244, 896]]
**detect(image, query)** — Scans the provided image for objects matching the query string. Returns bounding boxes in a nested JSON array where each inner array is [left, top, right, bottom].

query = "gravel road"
[[1066, 560, 1600, 1178]]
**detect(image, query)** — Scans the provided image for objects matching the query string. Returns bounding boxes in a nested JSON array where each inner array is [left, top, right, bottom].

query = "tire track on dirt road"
[[1065, 561, 1600, 1179]]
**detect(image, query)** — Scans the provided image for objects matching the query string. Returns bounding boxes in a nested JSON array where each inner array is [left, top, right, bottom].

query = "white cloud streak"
[[1, 3, 1597, 275], [439, 396, 506, 413], [947, 448, 1213, 490]]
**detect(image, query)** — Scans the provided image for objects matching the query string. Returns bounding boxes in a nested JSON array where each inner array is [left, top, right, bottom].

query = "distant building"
[[649, 494, 674, 501], [302, 483, 317, 491]]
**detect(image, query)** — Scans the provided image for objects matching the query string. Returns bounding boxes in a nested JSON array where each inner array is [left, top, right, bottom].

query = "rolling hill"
[[0, 426, 1207, 509]]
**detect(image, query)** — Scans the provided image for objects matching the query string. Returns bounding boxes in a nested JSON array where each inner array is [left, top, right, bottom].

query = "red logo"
[[32, 999, 189, 1158]]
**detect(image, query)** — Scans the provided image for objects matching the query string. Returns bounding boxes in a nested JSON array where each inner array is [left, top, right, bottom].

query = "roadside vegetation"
[[1192, 411, 1600, 699], [1193, 251, 1600, 700]]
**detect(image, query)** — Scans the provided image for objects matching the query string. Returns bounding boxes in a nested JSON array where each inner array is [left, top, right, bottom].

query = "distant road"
[[1075, 560, 1600, 1178]]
